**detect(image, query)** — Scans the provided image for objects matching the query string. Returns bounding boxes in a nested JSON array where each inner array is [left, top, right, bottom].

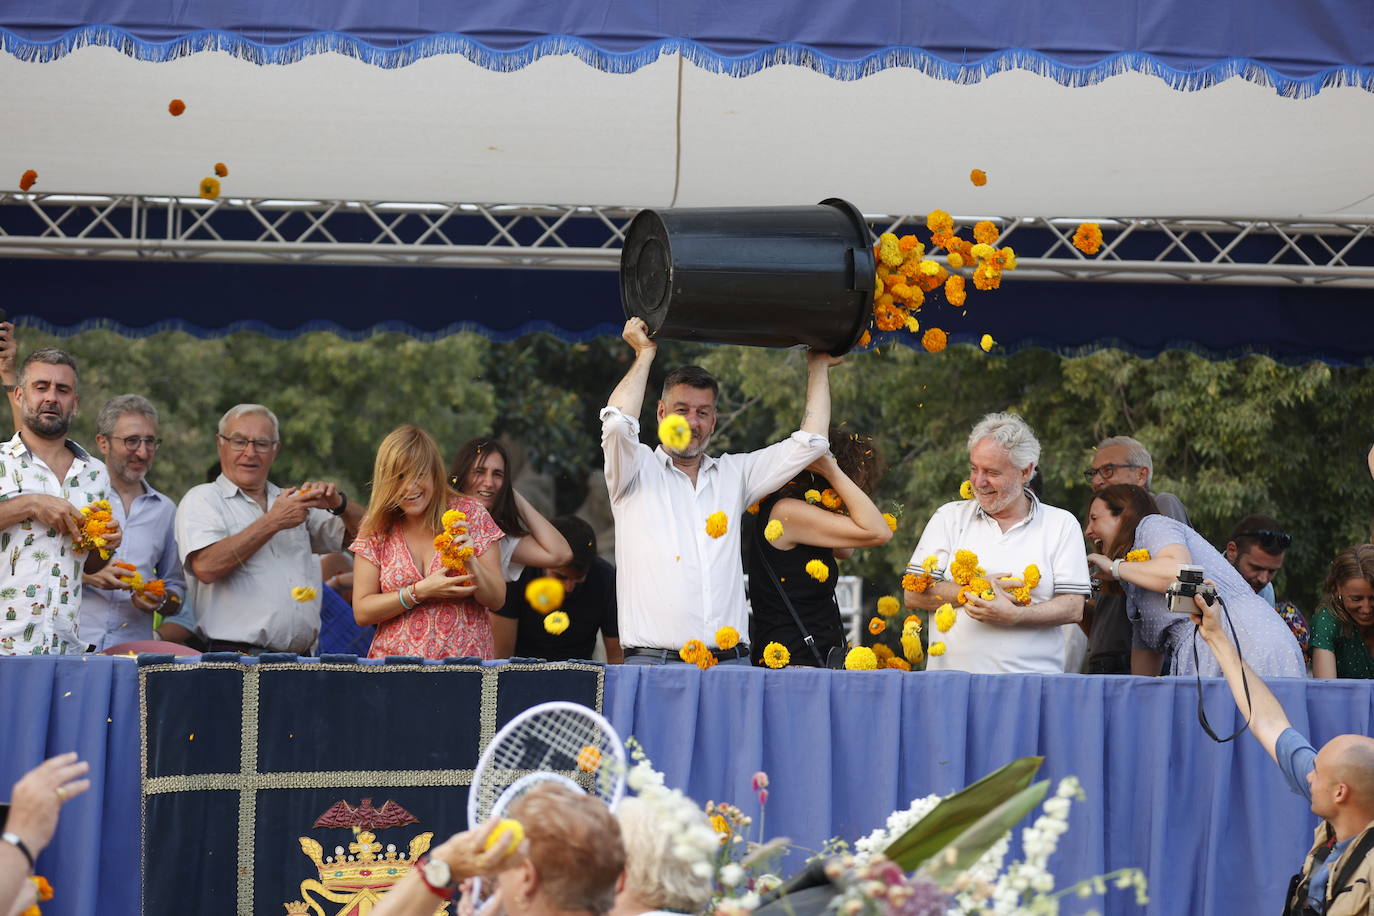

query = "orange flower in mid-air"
[[19, 170, 37, 192], [168, 98, 186, 116], [921, 328, 948, 354], [214, 162, 229, 178], [970, 169, 987, 186]]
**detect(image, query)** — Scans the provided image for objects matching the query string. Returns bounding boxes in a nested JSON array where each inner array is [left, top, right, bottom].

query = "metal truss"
[[2, 193, 1372, 287]]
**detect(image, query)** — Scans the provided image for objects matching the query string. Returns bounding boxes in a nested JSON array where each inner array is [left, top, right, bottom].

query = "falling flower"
[[873, 643, 895, 662], [820, 489, 842, 510], [876, 595, 900, 617], [902, 572, 932, 593], [858, 330, 872, 348], [746, 501, 761, 515], [804, 489, 822, 505], [525, 576, 565, 614], [921, 328, 947, 354], [762, 642, 790, 668], [291, 586, 317, 602], [960, 480, 975, 499], [214, 162, 229, 178], [543, 611, 570, 635], [868, 617, 887, 635], [804, 559, 830, 582], [882, 512, 898, 532], [970, 169, 988, 186], [658, 414, 691, 451], [679, 639, 708, 664], [928, 641, 947, 657], [198, 177, 221, 200], [945, 275, 967, 307], [705, 511, 728, 539], [1073, 222, 1103, 255], [19, 169, 37, 192], [973, 221, 999, 245], [934, 603, 957, 633], [168, 99, 186, 116], [763, 520, 784, 542], [980, 334, 996, 352], [926, 209, 954, 234], [844, 646, 878, 670], [715, 626, 740, 650], [1126, 548, 1151, 562], [886, 657, 912, 671], [948, 251, 965, 269], [902, 633, 924, 664], [576, 745, 602, 772]]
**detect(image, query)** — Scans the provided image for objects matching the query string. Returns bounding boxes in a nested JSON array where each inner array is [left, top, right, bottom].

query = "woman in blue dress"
[[1084, 484, 1304, 678]]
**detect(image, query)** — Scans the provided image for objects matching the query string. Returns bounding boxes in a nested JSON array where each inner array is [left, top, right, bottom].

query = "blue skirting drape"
[[5, 657, 1372, 915]]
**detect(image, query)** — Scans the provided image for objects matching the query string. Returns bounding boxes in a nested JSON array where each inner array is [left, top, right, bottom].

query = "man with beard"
[[176, 404, 362, 655], [0, 349, 122, 656], [77, 395, 186, 650], [904, 412, 1091, 673], [601, 317, 835, 665]]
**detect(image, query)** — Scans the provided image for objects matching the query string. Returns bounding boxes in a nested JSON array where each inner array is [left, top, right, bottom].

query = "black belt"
[[624, 644, 751, 662], [207, 640, 271, 656]]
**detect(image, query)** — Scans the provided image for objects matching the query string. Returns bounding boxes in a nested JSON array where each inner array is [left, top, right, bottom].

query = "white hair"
[[1095, 435, 1154, 486], [217, 404, 280, 441], [617, 797, 714, 913], [968, 412, 1040, 471]]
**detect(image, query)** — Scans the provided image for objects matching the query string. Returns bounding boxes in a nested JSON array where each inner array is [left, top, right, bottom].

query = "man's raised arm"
[[606, 318, 657, 417], [1190, 592, 1293, 763]]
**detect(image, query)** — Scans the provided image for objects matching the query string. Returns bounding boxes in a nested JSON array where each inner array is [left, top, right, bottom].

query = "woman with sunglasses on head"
[[1084, 484, 1304, 678], [352, 426, 506, 659], [1311, 545, 1374, 679]]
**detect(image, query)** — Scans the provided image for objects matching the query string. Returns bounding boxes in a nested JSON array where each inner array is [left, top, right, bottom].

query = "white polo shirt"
[[906, 491, 1092, 674]]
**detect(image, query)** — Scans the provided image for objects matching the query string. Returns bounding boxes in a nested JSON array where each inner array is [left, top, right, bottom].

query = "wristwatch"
[[415, 852, 459, 900], [2, 832, 35, 870], [329, 491, 348, 517]]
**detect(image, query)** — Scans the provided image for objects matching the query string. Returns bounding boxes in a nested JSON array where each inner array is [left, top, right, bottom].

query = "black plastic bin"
[[619, 198, 874, 355]]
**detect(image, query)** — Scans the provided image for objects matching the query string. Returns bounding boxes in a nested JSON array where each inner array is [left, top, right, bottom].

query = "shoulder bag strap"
[[754, 504, 827, 667], [1328, 825, 1374, 908]]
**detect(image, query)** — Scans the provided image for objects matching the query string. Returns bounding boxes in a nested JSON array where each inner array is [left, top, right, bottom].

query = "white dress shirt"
[[601, 406, 828, 650], [907, 490, 1092, 674], [176, 474, 344, 654]]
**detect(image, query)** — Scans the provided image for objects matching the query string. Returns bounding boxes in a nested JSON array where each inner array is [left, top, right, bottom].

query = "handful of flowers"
[[111, 562, 167, 603], [73, 500, 116, 559], [995, 564, 1042, 606], [22, 874, 53, 916], [434, 509, 474, 572]]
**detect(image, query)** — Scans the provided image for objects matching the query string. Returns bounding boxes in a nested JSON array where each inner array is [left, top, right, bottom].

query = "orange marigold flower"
[[972, 264, 1001, 291], [902, 572, 933, 593], [1073, 222, 1103, 255], [969, 169, 987, 187], [973, 221, 999, 245], [19, 169, 37, 192], [168, 98, 186, 116], [214, 162, 228, 178], [679, 639, 707, 664], [873, 642, 895, 661], [945, 275, 967, 307], [198, 177, 221, 200], [746, 501, 761, 515], [868, 616, 886, 635], [858, 329, 871, 348], [886, 657, 912, 671], [820, 489, 842, 510], [897, 234, 919, 251], [873, 300, 906, 332], [926, 209, 954, 234], [929, 230, 955, 250], [922, 328, 948, 354], [947, 251, 964, 269], [994, 246, 1017, 271]]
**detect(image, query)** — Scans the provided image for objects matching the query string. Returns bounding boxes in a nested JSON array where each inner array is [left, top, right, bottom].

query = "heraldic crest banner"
[[138, 654, 605, 916]]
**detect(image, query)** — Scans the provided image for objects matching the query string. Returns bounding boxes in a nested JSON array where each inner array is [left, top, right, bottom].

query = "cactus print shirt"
[[0, 432, 111, 655]]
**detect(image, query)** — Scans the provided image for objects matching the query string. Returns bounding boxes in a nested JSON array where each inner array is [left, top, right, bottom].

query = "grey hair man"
[[905, 412, 1092, 673], [174, 403, 363, 654], [77, 394, 187, 651], [1082, 435, 1190, 674]]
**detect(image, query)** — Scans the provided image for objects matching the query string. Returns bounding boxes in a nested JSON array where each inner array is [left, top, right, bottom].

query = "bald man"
[[1192, 594, 1374, 916]]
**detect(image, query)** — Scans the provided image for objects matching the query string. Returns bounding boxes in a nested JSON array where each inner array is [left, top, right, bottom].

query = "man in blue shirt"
[[1192, 593, 1374, 915]]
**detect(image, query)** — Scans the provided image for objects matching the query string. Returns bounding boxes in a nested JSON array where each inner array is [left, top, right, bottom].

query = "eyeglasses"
[[1237, 529, 1292, 552], [115, 436, 162, 451], [218, 434, 278, 453], [1082, 463, 1141, 482]]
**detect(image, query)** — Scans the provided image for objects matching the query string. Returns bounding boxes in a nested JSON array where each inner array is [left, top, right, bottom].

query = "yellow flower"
[[576, 745, 602, 772], [198, 176, 221, 200], [291, 586, 317, 603], [715, 626, 740, 650], [947, 251, 965, 269], [970, 242, 995, 261], [1011, 586, 1032, 605], [960, 480, 974, 499], [658, 414, 691, 451], [679, 639, 707, 663], [762, 642, 790, 668], [934, 603, 957, 633], [1126, 548, 1151, 562], [918, 259, 940, 276], [705, 511, 728, 539], [543, 611, 570, 635], [876, 595, 900, 617], [873, 643, 895, 661], [1073, 222, 1104, 255], [695, 652, 719, 671], [844, 646, 879, 670], [969, 169, 988, 187], [442, 509, 467, 528], [804, 489, 822, 505], [868, 617, 886, 635], [926, 209, 954, 234], [710, 814, 731, 837], [904, 315, 920, 333], [878, 232, 904, 268], [1023, 564, 1042, 588], [886, 657, 912, 671], [525, 576, 566, 614], [901, 633, 924, 664], [805, 559, 830, 582], [762, 519, 784, 542], [882, 512, 898, 532], [929, 641, 947, 657], [996, 246, 1018, 270], [903, 615, 922, 636], [980, 334, 996, 352], [921, 555, 939, 573]]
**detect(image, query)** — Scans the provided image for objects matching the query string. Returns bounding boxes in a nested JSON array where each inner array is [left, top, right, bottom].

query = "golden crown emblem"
[[286, 798, 435, 916]]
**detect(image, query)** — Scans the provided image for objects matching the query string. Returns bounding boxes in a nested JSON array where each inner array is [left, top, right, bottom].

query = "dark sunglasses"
[[1238, 529, 1292, 552]]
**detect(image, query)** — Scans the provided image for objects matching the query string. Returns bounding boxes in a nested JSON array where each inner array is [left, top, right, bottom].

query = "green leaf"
[[914, 779, 1051, 886], [883, 755, 1043, 871]]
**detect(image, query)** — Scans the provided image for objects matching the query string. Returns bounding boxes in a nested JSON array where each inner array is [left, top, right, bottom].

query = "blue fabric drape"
[[6, 657, 1374, 915], [1, 0, 1372, 94]]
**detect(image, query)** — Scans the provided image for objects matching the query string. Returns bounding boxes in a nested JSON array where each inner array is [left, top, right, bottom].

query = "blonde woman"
[[352, 426, 506, 659], [1311, 544, 1374, 679]]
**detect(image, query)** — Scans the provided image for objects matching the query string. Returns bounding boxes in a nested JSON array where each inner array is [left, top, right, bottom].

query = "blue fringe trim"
[[3, 25, 1372, 97]]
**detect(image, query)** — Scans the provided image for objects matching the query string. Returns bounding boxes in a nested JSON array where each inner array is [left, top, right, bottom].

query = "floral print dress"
[[351, 496, 502, 660]]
